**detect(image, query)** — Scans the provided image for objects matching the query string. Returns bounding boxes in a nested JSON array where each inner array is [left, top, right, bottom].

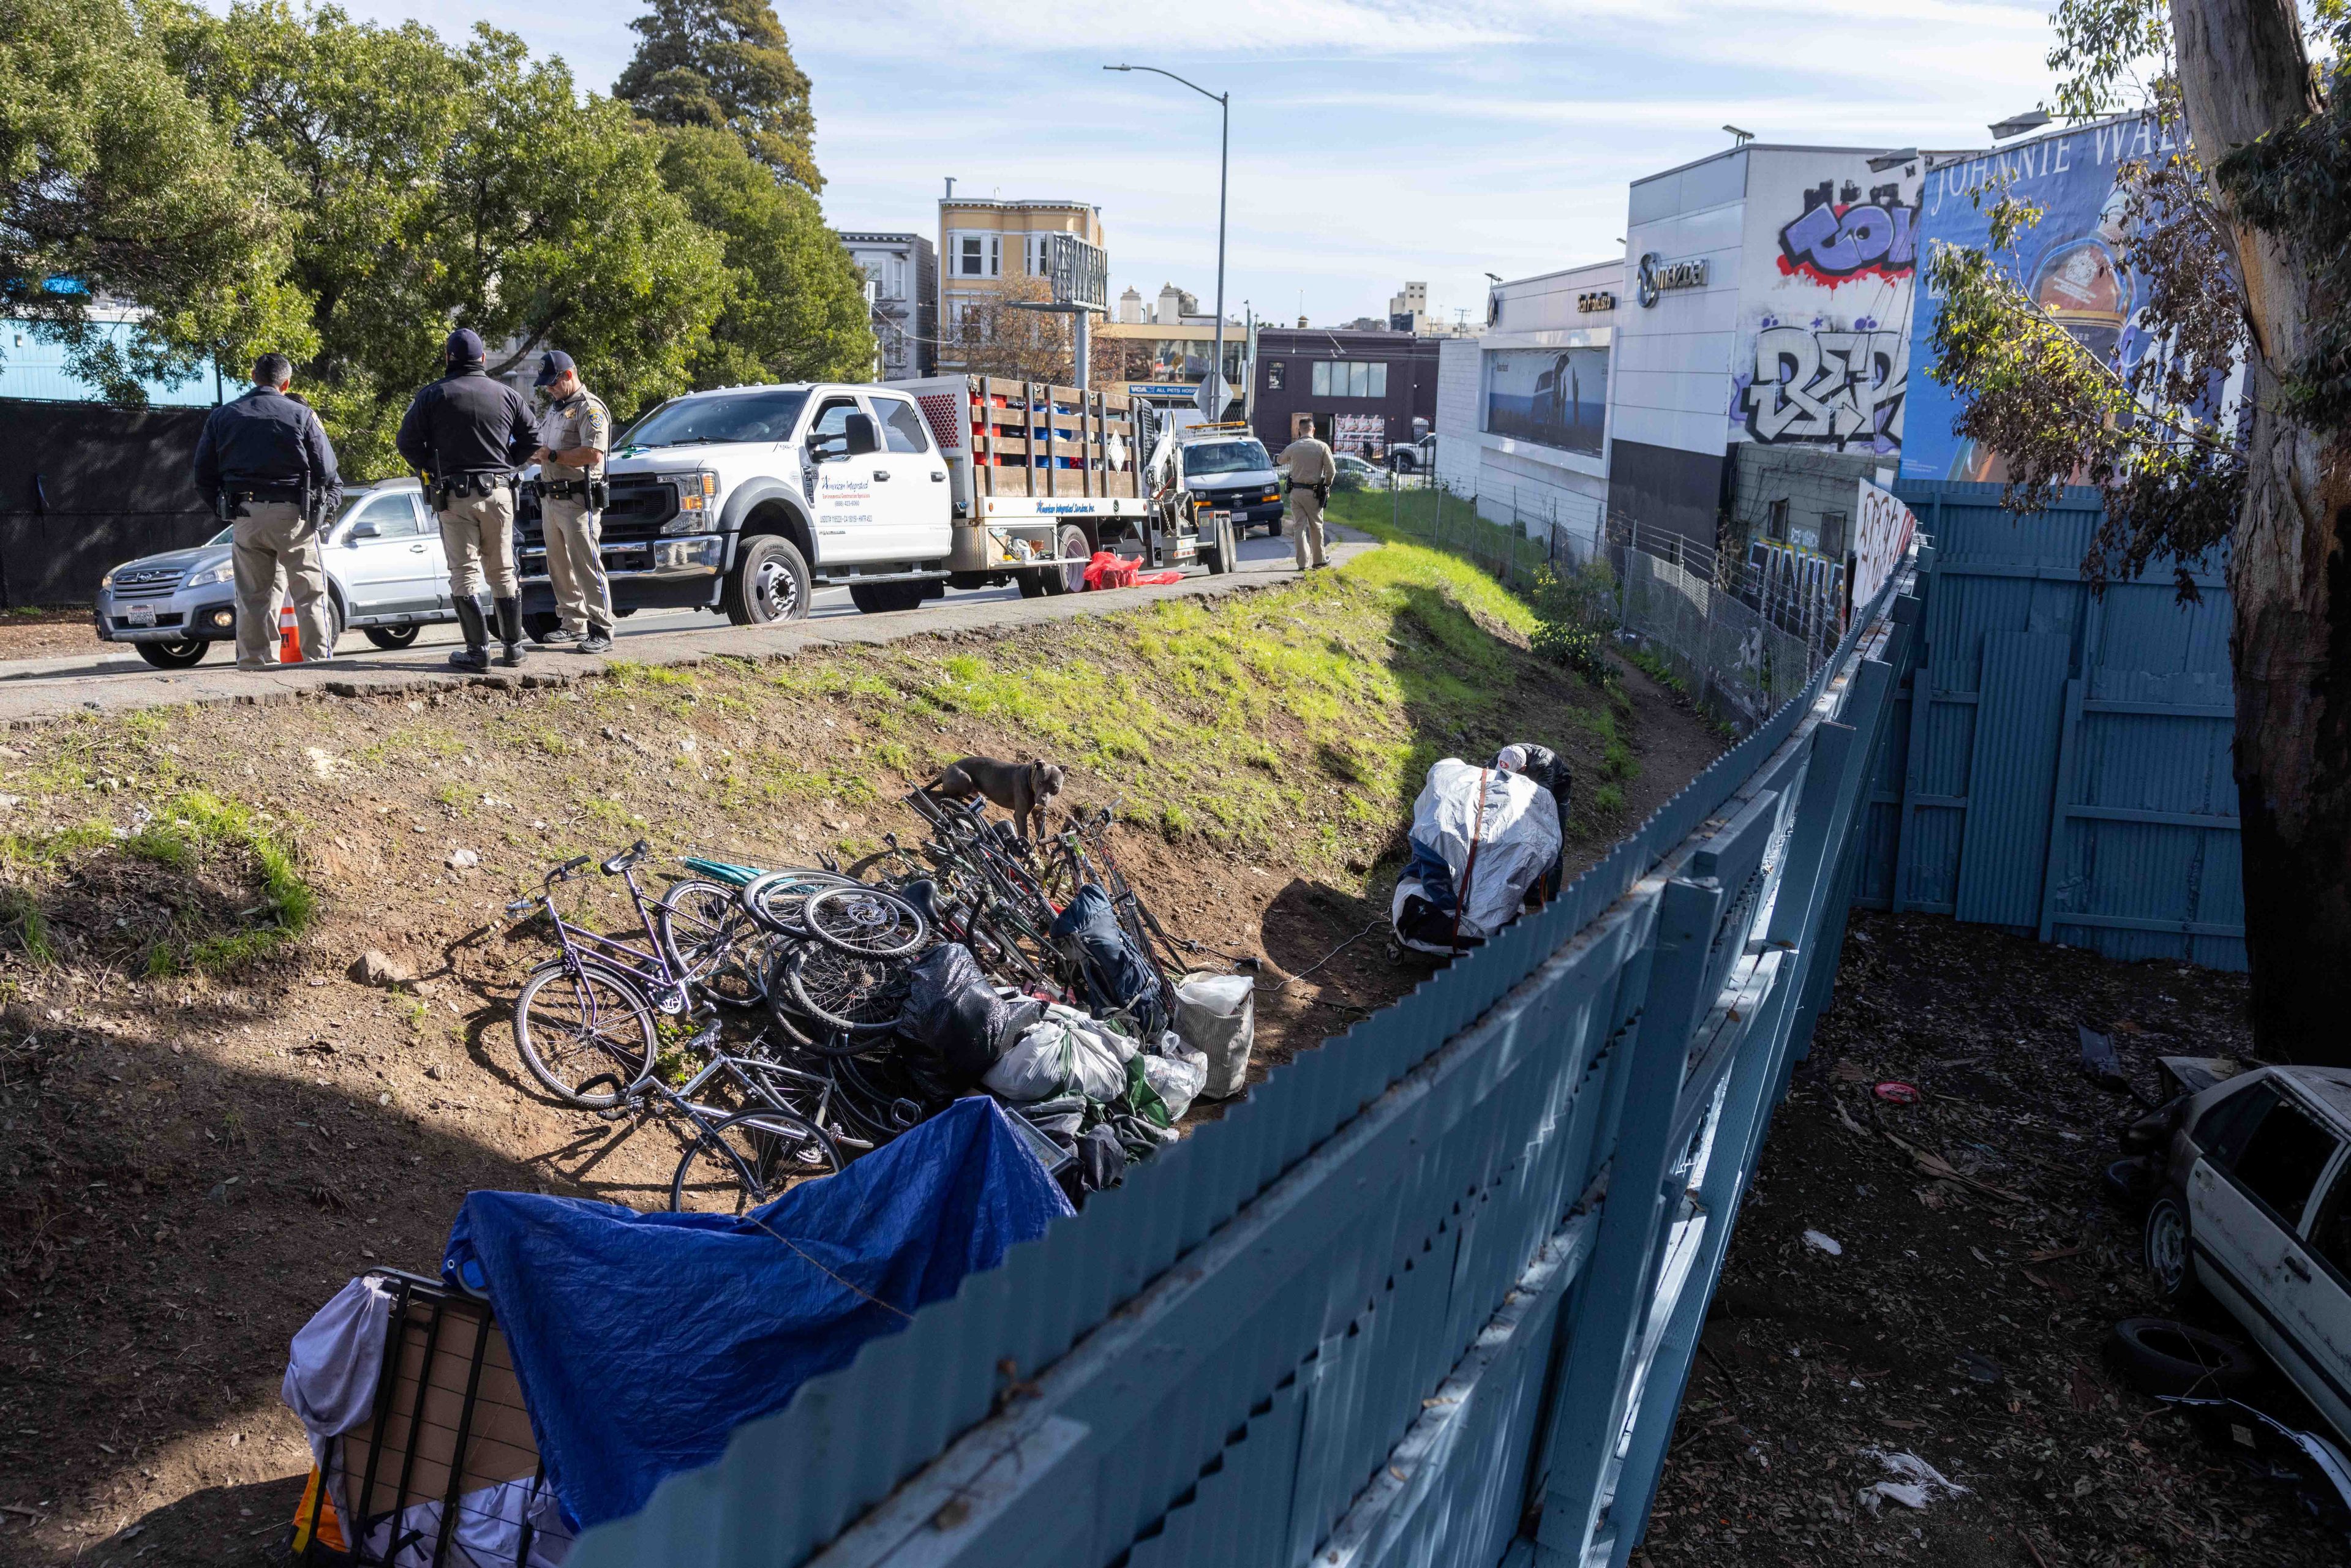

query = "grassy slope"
[[0, 542, 1723, 1564]]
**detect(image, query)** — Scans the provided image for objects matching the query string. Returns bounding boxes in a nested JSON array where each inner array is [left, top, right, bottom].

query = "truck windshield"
[[1183, 440, 1271, 478], [620, 389, 811, 448]]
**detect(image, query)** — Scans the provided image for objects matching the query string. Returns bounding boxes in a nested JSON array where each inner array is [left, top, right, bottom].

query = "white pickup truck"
[[517, 375, 1230, 632]]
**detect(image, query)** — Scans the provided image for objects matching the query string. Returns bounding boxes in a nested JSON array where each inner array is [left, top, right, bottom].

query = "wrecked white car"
[[2140, 1063, 2351, 1444]]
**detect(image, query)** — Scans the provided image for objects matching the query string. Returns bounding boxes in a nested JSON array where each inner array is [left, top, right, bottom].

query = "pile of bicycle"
[[500, 789, 1254, 1217]]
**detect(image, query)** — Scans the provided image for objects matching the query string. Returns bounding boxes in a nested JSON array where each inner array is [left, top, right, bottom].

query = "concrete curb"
[[2, 535, 1373, 730]]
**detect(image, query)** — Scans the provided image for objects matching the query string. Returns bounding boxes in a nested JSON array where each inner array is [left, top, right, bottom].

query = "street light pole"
[[1105, 63, 1229, 416]]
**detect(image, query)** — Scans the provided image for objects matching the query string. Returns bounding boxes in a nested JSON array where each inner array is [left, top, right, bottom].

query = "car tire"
[[848, 581, 926, 615], [2105, 1316, 2256, 1398], [2143, 1193, 2198, 1300], [363, 625, 421, 650], [135, 637, 211, 670], [521, 612, 562, 644], [723, 533, 813, 625]]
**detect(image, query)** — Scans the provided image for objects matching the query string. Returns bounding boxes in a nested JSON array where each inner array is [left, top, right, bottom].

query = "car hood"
[[604, 441, 783, 477], [112, 543, 228, 579], [1189, 467, 1281, 491]]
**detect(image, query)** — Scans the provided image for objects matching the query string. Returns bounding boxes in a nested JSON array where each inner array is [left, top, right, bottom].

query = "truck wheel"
[[1044, 523, 1090, 596], [723, 534, 812, 625], [363, 625, 421, 650], [1017, 571, 1052, 599], [521, 612, 562, 644], [848, 582, 925, 615]]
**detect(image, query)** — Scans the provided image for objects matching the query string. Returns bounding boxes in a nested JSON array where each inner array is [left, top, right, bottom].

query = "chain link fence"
[[1342, 459, 1843, 732]]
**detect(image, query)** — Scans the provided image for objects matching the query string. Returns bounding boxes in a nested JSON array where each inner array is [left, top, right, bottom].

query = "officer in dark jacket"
[[190, 353, 342, 669], [394, 329, 536, 670]]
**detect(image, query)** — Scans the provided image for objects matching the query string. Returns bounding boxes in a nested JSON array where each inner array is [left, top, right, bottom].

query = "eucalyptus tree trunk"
[[2175, 0, 2351, 1060]]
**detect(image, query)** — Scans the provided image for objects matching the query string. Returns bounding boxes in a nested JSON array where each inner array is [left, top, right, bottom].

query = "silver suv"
[[94, 481, 462, 669]]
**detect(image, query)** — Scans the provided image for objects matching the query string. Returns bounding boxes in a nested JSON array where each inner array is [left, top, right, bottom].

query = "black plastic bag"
[[897, 943, 1012, 1100]]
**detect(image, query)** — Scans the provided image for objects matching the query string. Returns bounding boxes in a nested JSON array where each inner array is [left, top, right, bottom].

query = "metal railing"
[[566, 540, 1926, 1568]]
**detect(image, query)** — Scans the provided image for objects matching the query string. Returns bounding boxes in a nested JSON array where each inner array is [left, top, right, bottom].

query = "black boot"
[[448, 598, 491, 672], [494, 597, 525, 668]]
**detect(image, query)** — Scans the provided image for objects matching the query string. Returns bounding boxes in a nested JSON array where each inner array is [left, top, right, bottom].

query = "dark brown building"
[[1250, 329, 1443, 458]]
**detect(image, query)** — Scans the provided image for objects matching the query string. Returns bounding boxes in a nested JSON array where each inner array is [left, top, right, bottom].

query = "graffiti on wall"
[[1777, 179, 1919, 287], [1740, 322, 1908, 451]]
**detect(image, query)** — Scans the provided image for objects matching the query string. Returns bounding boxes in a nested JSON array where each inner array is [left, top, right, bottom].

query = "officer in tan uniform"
[[1277, 432, 1337, 571], [189, 352, 341, 669], [528, 351, 615, 653]]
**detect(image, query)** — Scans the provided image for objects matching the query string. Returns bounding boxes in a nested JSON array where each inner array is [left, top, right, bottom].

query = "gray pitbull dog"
[[927, 756, 1065, 842]]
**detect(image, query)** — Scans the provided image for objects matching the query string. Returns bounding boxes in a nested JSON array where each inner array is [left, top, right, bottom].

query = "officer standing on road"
[[528, 351, 615, 655], [190, 353, 342, 670], [1277, 430, 1337, 572], [394, 328, 536, 670]]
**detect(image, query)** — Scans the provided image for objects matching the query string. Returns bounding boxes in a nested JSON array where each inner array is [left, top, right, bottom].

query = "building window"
[[951, 232, 1000, 279], [1767, 498, 1789, 541], [1309, 360, 1388, 398], [1266, 361, 1285, 392]]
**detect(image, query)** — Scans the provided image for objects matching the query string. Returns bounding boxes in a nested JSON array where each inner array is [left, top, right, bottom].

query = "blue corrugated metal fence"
[[1857, 481, 2243, 970], [562, 544, 1927, 1568]]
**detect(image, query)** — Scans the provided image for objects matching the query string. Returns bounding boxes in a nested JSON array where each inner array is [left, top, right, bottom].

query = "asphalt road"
[[0, 526, 1364, 726]]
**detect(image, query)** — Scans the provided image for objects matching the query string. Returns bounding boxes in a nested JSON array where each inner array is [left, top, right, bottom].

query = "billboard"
[[1730, 152, 1923, 459], [1851, 478, 1917, 615], [1483, 346, 1606, 456], [1903, 115, 2173, 481]]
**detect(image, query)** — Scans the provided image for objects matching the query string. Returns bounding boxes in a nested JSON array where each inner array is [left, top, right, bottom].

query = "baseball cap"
[[533, 350, 576, 388], [444, 328, 486, 365]]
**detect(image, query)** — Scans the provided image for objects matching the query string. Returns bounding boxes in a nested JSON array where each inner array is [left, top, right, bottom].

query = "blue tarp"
[[441, 1097, 1072, 1529]]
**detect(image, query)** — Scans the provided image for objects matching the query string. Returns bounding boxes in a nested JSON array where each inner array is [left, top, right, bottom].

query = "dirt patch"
[[0, 609, 103, 664], [0, 544, 1721, 1562], [1637, 910, 2346, 1567]]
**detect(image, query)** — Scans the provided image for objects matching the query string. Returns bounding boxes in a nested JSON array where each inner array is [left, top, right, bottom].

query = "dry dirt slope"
[[0, 540, 1721, 1564]]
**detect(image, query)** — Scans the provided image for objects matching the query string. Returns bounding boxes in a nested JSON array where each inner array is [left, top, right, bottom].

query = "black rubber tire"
[[135, 637, 211, 669], [656, 878, 767, 1006], [784, 943, 908, 1043], [1017, 570, 1052, 599], [669, 1108, 843, 1214], [1042, 523, 1089, 596], [2143, 1193, 2198, 1300], [363, 624, 421, 650], [848, 581, 927, 615], [802, 883, 928, 958], [2106, 1316, 2256, 1398], [512, 961, 658, 1108], [722, 533, 813, 625], [521, 612, 562, 643]]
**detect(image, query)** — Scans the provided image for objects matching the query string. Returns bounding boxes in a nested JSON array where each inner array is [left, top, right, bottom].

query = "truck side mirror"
[[844, 413, 880, 457]]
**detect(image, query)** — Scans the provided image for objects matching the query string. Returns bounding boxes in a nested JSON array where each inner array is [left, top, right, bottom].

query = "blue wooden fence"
[[1857, 481, 2243, 970], [565, 546, 1927, 1568]]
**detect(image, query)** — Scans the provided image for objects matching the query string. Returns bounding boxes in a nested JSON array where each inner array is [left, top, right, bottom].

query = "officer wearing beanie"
[[394, 329, 537, 670], [527, 351, 615, 654]]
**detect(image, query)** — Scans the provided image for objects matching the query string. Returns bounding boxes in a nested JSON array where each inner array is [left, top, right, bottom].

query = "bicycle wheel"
[[513, 961, 658, 1108], [741, 870, 853, 937], [786, 943, 911, 1045], [803, 883, 928, 958], [669, 1108, 842, 1214], [656, 878, 767, 1005]]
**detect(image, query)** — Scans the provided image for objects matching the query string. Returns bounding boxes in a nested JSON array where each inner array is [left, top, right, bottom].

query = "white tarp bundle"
[[1409, 759, 1563, 940]]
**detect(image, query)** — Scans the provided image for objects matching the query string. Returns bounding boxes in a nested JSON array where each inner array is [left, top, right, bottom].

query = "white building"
[[1606, 143, 1922, 558], [836, 230, 937, 381], [1432, 260, 1622, 553]]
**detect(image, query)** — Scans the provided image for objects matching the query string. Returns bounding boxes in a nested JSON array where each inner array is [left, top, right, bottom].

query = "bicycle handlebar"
[[601, 840, 652, 876], [543, 855, 591, 888]]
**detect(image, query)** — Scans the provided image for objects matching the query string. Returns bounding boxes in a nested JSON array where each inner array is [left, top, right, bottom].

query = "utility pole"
[[1105, 64, 1230, 416]]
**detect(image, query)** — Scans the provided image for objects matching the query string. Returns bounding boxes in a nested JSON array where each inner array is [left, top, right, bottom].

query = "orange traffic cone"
[[277, 603, 302, 664]]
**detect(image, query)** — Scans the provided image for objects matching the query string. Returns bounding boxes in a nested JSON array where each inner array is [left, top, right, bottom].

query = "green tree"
[[0, 0, 310, 401], [1924, 0, 2351, 1060], [617, 0, 822, 193], [657, 126, 872, 388], [175, 3, 729, 475]]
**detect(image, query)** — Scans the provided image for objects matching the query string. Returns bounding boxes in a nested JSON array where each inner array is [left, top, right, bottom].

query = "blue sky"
[[310, 0, 2062, 328]]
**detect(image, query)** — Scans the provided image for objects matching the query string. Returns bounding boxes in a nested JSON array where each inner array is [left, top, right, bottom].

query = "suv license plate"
[[123, 604, 156, 627]]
